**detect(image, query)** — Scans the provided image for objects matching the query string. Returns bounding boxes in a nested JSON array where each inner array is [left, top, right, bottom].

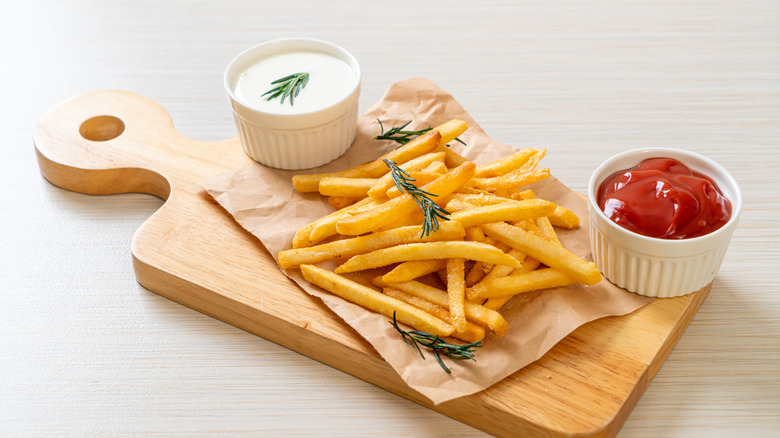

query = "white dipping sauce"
[[233, 51, 356, 115]]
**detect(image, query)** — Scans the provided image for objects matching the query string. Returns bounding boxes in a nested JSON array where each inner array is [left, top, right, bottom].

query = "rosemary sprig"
[[374, 120, 466, 148], [391, 312, 482, 374], [383, 158, 450, 237], [261, 72, 310, 106]]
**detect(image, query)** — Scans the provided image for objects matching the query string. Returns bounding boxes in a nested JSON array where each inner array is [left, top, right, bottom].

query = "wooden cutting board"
[[33, 90, 710, 438]]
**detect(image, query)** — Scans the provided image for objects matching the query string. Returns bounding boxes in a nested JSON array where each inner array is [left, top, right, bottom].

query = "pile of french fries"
[[278, 120, 601, 344]]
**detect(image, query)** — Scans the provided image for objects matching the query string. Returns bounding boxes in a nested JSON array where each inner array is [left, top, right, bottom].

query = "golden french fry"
[[549, 205, 580, 229], [446, 258, 467, 333], [454, 186, 495, 196], [382, 259, 447, 283], [463, 237, 500, 286], [482, 222, 601, 285], [467, 268, 577, 300], [366, 152, 446, 200], [504, 189, 562, 244], [474, 148, 536, 177], [535, 216, 561, 245], [421, 160, 447, 173], [510, 189, 536, 200], [372, 210, 424, 232], [468, 168, 551, 192], [336, 161, 476, 236], [293, 198, 375, 248], [292, 130, 442, 193], [300, 264, 453, 337], [292, 198, 372, 248], [512, 218, 544, 237], [447, 192, 509, 207], [464, 226, 485, 242], [319, 177, 376, 198], [279, 221, 466, 269], [373, 277, 509, 337], [434, 144, 469, 167], [447, 198, 557, 228], [483, 257, 541, 310], [334, 240, 522, 274], [435, 119, 469, 145], [328, 196, 362, 210], [510, 190, 581, 230], [383, 287, 485, 343], [478, 248, 528, 284]]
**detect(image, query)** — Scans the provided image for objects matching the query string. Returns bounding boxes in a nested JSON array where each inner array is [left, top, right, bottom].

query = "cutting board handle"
[[33, 90, 247, 200]]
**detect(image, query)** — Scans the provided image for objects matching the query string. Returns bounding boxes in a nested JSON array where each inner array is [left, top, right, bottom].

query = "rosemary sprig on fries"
[[384, 158, 450, 237], [374, 120, 466, 148], [391, 312, 482, 374]]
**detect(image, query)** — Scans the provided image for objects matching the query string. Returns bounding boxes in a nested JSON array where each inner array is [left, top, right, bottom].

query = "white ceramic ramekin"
[[224, 38, 361, 170], [587, 148, 741, 298]]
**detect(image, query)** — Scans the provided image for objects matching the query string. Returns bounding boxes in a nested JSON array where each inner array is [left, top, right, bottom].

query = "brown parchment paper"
[[201, 77, 654, 405]]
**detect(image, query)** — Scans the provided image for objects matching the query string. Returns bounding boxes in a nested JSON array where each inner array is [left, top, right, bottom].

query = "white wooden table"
[[2, 1, 779, 436]]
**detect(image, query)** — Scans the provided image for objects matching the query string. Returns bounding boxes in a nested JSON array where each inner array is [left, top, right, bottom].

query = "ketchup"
[[597, 157, 732, 239]]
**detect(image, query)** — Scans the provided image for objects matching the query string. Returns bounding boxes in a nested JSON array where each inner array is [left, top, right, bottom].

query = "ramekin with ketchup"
[[587, 148, 742, 298]]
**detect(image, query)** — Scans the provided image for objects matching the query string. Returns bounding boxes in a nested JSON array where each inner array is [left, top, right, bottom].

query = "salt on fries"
[[280, 119, 601, 368]]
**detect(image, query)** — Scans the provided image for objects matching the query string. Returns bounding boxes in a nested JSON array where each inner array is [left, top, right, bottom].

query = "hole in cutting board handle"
[[79, 115, 125, 141]]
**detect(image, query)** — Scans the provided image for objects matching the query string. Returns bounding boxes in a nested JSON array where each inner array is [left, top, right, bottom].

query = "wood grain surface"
[[2, 0, 779, 437]]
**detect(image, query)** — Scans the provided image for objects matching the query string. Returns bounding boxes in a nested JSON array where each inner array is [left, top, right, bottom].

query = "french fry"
[[421, 160, 447, 174], [454, 186, 495, 196], [535, 216, 561, 245], [474, 148, 536, 177], [382, 259, 447, 283], [300, 264, 453, 337], [463, 237, 501, 286], [464, 226, 485, 242], [319, 177, 376, 198], [468, 167, 551, 192], [478, 249, 529, 284], [336, 161, 476, 236], [510, 190, 580, 230], [447, 192, 509, 207], [511, 189, 535, 200], [279, 221, 466, 269], [512, 218, 545, 238], [372, 210, 424, 232], [373, 277, 509, 337], [383, 287, 485, 343], [334, 241, 522, 274], [292, 130, 442, 193], [467, 267, 577, 300], [482, 221, 601, 285], [549, 205, 581, 229], [366, 151, 446, 200], [434, 144, 469, 167], [293, 197, 373, 248], [328, 196, 362, 210], [447, 198, 557, 228], [446, 258, 467, 332], [302, 198, 373, 248], [483, 257, 541, 310], [434, 119, 469, 145]]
